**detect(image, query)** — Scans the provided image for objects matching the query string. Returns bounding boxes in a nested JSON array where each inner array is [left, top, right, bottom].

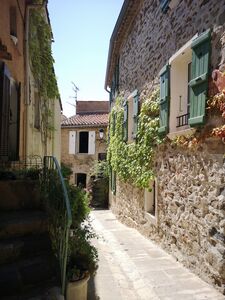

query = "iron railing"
[[43, 156, 72, 296], [0, 155, 42, 170], [176, 113, 189, 128]]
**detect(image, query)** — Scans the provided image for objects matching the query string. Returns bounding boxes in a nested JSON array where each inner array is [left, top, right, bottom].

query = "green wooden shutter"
[[133, 90, 139, 139], [189, 29, 211, 126], [123, 101, 128, 142], [158, 64, 170, 134]]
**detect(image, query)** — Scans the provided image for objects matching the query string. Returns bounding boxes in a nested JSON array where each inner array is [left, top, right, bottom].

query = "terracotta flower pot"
[[66, 273, 90, 300]]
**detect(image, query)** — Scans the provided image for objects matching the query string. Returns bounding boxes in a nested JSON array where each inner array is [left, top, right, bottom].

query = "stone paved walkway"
[[88, 209, 225, 300]]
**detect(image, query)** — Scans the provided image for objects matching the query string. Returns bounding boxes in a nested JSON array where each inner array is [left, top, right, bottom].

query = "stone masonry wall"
[[110, 0, 225, 293], [119, 0, 225, 97]]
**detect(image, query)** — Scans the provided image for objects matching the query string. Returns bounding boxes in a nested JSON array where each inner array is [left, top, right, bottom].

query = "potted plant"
[[66, 185, 98, 300]]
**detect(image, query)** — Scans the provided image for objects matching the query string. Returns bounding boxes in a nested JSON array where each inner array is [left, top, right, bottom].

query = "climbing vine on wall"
[[107, 89, 163, 189], [29, 8, 59, 151], [172, 89, 225, 148], [29, 9, 59, 99], [208, 90, 225, 139]]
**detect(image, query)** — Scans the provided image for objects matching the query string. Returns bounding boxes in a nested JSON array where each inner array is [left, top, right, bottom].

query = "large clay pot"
[[66, 273, 90, 300]]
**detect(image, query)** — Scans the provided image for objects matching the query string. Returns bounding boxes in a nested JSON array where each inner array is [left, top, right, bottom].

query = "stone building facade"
[[105, 0, 225, 293], [61, 101, 109, 187]]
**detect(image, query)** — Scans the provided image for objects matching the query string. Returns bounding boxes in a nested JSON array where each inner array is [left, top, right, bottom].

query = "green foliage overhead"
[[107, 89, 163, 189], [29, 9, 59, 99]]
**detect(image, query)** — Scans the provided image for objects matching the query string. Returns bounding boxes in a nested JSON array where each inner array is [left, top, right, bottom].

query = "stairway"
[[0, 179, 60, 299]]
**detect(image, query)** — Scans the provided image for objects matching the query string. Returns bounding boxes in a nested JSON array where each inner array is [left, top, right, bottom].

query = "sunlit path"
[[88, 210, 225, 300]]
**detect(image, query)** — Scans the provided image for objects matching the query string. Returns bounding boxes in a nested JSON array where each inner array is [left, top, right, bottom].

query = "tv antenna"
[[71, 81, 79, 103], [67, 82, 80, 114]]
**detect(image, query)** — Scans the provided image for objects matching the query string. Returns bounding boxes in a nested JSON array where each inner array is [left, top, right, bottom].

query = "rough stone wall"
[[61, 127, 107, 185], [119, 0, 225, 97], [155, 141, 225, 290], [110, 140, 225, 292], [110, 0, 225, 293]]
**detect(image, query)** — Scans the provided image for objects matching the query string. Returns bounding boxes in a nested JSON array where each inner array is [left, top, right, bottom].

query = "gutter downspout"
[[24, 0, 46, 157]]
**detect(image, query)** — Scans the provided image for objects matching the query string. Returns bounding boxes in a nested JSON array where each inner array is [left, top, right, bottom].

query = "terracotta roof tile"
[[61, 113, 109, 128]]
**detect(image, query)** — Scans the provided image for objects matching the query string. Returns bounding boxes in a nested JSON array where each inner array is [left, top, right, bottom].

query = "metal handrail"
[[43, 156, 72, 296]]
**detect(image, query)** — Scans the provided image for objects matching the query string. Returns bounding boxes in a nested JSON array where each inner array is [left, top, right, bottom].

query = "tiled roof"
[[61, 113, 109, 128]]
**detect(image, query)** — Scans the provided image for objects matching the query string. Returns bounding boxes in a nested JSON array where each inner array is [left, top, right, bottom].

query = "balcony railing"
[[176, 113, 189, 128]]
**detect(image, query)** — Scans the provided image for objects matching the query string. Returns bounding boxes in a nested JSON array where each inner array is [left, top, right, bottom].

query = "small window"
[[34, 92, 40, 129], [76, 173, 87, 188], [98, 153, 106, 161], [10, 7, 17, 37], [79, 131, 88, 153]]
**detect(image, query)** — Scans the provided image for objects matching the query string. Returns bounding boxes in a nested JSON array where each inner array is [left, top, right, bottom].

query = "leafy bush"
[[67, 185, 98, 281], [61, 163, 73, 180]]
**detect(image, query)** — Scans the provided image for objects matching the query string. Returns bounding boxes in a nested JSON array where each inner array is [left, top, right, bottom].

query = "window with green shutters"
[[158, 64, 170, 134], [132, 91, 139, 139], [123, 101, 128, 142], [189, 29, 211, 126]]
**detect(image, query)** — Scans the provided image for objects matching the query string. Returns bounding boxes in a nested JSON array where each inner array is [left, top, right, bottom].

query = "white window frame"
[[168, 34, 198, 139], [77, 130, 96, 155]]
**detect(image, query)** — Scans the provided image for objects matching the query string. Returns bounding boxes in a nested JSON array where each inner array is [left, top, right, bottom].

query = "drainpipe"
[[24, 0, 46, 158]]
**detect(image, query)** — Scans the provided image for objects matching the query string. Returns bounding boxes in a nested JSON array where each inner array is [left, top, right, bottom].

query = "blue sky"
[[48, 0, 124, 117]]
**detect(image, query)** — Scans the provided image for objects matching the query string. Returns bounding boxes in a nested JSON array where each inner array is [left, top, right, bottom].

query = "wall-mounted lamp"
[[99, 128, 104, 140]]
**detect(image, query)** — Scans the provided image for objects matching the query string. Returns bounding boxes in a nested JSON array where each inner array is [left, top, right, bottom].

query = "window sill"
[[68, 153, 95, 156], [167, 127, 196, 140], [145, 212, 157, 226]]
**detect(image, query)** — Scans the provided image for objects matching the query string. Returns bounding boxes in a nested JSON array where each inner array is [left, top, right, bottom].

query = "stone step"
[[0, 233, 52, 265], [0, 180, 41, 211], [0, 254, 59, 297], [0, 211, 48, 239]]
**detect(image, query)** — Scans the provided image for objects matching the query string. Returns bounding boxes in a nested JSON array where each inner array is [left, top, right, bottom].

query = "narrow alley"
[[88, 210, 225, 300]]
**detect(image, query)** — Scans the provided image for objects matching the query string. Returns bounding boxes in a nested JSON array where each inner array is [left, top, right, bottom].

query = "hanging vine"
[[29, 8, 59, 151], [29, 9, 59, 99], [107, 89, 163, 189]]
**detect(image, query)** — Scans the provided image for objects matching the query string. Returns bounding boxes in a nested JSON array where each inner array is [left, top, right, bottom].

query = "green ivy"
[[29, 9, 59, 99], [107, 89, 163, 189]]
